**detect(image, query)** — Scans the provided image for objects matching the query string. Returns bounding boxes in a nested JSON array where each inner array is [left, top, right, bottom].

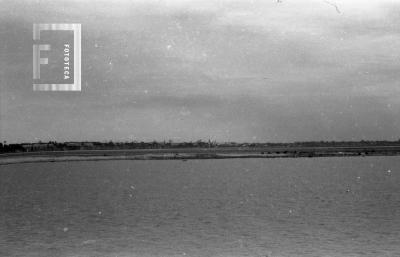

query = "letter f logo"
[[33, 44, 50, 79], [32, 24, 81, 91]]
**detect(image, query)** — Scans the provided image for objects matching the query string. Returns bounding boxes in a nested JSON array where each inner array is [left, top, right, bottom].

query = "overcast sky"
[[1, 0, 400, 143]]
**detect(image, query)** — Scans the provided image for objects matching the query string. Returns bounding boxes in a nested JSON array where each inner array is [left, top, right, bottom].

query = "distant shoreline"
[[1, 146, 400, 165]]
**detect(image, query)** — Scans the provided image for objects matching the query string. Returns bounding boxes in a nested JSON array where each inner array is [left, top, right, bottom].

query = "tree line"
[[1, 139, 400, 153]]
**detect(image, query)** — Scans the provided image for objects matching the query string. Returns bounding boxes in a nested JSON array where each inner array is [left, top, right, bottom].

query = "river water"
[[1, 157, 399, 257]]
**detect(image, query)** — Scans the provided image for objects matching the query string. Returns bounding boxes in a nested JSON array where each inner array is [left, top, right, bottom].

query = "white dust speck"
[[63, 227, 68, 232], [179, 108, 191, 116], [82, 239, 96, 245]]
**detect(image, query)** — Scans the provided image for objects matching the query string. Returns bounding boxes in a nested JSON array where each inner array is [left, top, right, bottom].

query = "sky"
[[1, 0, 400, 143]]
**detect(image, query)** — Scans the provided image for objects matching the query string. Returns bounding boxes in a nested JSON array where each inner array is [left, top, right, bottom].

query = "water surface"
[[1, 157, 399, 257]]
